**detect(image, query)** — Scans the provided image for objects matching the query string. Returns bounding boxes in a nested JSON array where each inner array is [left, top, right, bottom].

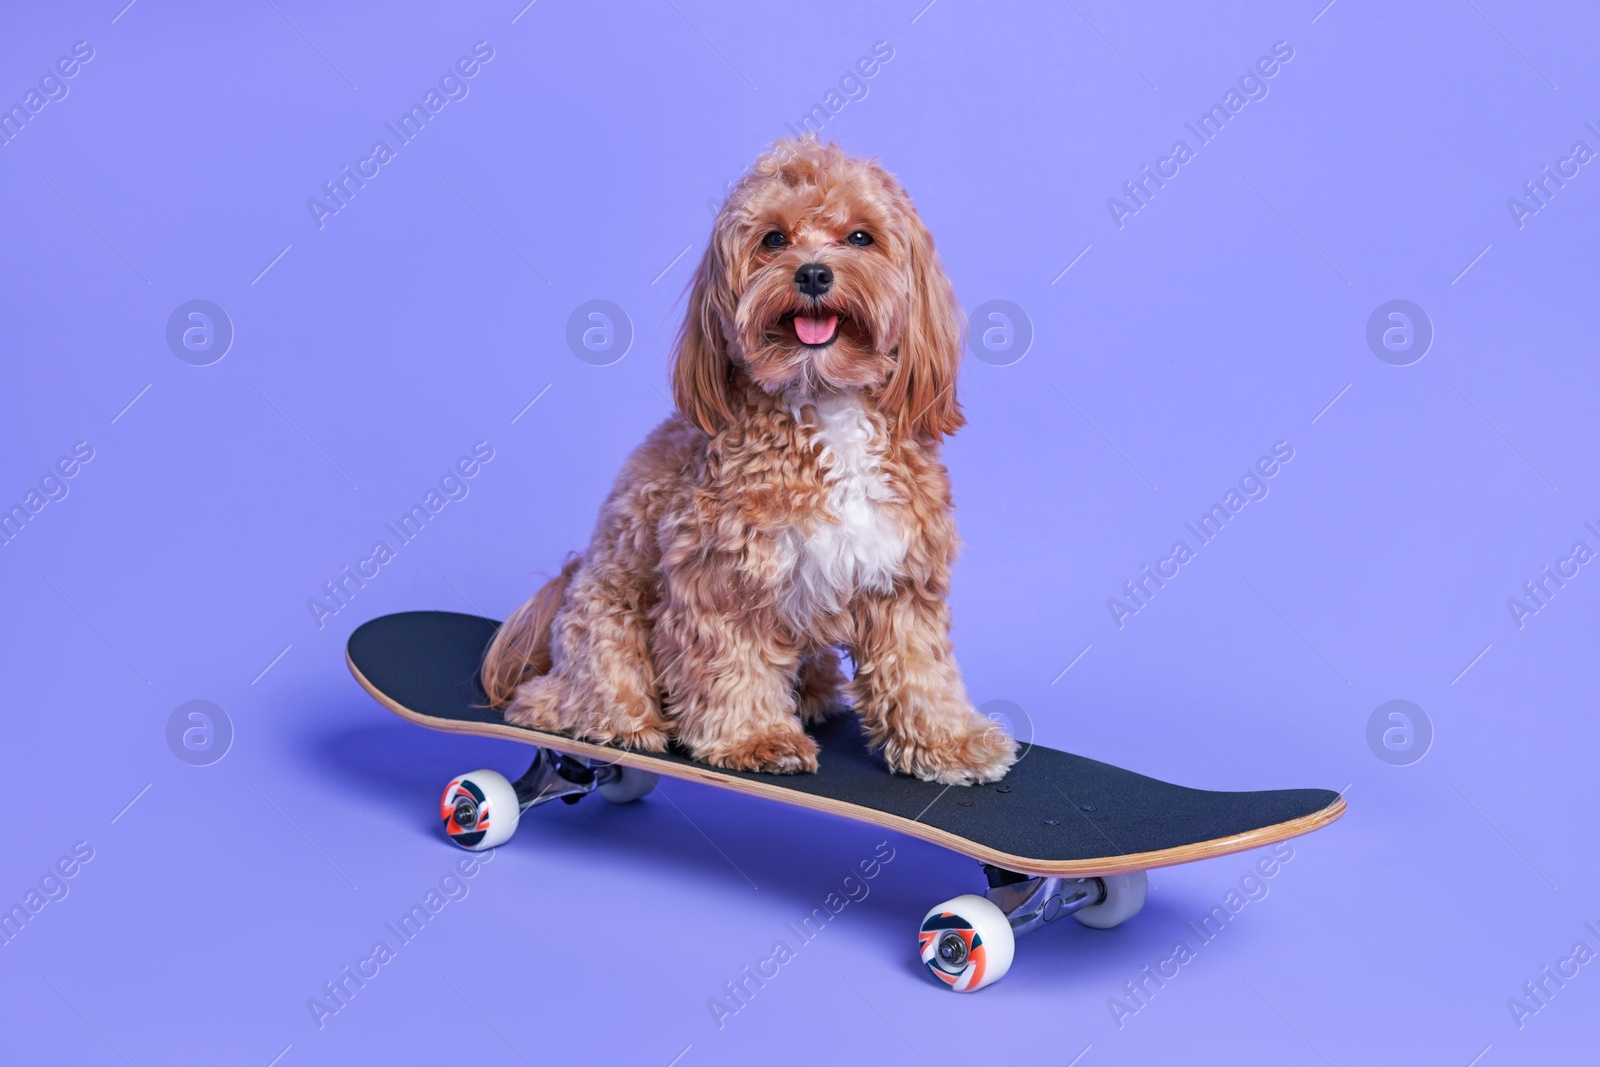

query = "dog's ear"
[[882, 203, 965, 440], [671, 240, 736, 436]]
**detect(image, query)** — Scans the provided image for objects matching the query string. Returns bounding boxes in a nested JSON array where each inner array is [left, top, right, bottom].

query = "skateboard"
[[347, 610, 1345, 992]]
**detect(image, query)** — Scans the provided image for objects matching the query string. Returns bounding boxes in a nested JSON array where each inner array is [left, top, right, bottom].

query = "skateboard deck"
[[347, 610, 1345, 878]]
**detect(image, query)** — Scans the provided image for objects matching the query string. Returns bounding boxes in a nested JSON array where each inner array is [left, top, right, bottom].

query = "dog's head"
[[672, 138, 964, 439]]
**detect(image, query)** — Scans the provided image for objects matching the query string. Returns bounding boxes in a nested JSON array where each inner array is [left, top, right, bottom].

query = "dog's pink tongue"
[[794, 314, 839, 345]]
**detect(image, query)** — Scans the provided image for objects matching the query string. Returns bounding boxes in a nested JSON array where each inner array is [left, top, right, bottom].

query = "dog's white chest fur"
[[780, 390, 907, 618]]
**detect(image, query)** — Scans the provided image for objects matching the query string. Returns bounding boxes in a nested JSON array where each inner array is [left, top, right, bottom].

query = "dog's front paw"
[[888, 716, 1018, 786], [702, 721, 820, 775]]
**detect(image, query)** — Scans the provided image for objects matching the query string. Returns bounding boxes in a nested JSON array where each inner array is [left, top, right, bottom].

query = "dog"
[[480, 138, 1015, 785]]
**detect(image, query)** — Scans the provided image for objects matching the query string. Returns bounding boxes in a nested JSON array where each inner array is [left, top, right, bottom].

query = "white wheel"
[[440, 769, 519, 851], [1074, 870, 1148, 929], [919, 894, 1015, 992], [597, 766, 658, 803]]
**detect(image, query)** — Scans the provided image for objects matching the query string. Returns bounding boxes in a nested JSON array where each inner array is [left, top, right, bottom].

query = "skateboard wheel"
[[918, 894, 1015, 992], [1074, 870, 1148, 929], [597, 766, 659, 804], [440, 770, 519, 851]]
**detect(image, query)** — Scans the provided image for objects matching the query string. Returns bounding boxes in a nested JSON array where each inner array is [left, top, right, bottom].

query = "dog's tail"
[[481, 553, 581, 707]]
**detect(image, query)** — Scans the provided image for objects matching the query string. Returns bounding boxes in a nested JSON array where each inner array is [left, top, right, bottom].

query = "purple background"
[[3, 1, 1596, 1062]]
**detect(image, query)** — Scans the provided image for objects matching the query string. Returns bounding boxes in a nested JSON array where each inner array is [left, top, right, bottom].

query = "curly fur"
[[481, 138, 1015, 785]]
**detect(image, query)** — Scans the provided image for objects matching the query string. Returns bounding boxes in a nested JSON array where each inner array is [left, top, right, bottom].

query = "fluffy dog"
[[481, 138, 1015, 785]]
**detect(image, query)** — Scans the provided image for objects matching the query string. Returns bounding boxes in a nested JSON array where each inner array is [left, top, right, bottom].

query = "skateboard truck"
[[981, 863, 1106, 936], [509, 748, 663, 809], [510, 748, 604, 809], [438, 750, 662, 851], [919, 863, 1151, 991]]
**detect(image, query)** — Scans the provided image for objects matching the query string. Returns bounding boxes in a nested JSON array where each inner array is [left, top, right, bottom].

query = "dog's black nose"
[[794, 262, 833, 297]]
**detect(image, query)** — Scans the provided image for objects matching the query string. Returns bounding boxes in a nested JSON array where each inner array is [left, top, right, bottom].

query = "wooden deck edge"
[[347, 652, 1347, 878]]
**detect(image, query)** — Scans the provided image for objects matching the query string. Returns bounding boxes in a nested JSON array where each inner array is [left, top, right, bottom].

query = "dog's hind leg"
[[502, 672, 565, 733], [505, 555, 670, 752]]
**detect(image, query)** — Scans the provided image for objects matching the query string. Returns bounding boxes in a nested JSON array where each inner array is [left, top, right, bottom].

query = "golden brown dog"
[[481, 137, 1015, 784]]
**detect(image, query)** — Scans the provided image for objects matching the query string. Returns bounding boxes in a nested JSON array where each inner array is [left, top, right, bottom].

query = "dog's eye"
[[846, 230, 873, 247], [762, 231, 789, 249]]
